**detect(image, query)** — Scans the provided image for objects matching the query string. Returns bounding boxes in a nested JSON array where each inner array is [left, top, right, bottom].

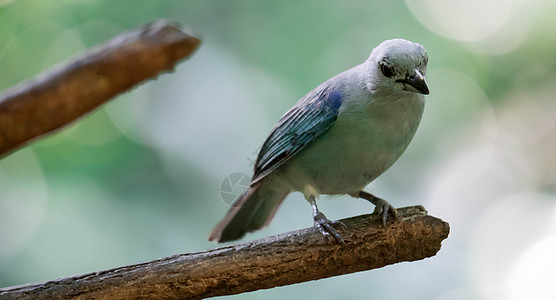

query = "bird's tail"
[[208, 184, 288, 243]]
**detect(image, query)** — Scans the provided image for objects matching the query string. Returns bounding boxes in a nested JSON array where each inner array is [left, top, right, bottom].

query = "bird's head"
[[365, 39, 429, 96]]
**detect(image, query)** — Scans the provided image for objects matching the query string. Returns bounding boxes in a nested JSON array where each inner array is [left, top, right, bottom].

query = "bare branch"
[[0, 206, 449, 299], [0, 19, 201, 157]]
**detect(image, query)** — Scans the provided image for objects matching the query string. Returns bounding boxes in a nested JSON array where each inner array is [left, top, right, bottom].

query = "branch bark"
[[0, 206, 449, 299], [0, 19, 201, 157]]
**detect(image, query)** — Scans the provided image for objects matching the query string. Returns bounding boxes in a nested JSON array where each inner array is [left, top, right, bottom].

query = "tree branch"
[[0, 19, 201, 157], [0, 206, 449, 299]]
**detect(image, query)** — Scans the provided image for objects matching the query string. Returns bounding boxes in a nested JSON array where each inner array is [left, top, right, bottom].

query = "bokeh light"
[[405, 0, 537, 54], [506, 234, 556, 300], [406, 0, 514, 42]]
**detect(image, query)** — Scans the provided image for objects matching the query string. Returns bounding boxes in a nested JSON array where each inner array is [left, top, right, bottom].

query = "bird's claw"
[[372, 199, 399, 227], [313, 211, 346, 245]]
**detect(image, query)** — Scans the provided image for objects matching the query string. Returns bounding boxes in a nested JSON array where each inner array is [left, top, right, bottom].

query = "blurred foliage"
[[1, 0, 556, 299]]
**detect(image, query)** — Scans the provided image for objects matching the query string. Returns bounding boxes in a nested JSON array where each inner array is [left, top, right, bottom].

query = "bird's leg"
[[354, 191, 399, 226], [308, 195, 346, 245]]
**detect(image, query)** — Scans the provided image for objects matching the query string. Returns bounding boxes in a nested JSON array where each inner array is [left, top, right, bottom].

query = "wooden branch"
[[0, 206, 449, 300], [0, 19, 201, 157]]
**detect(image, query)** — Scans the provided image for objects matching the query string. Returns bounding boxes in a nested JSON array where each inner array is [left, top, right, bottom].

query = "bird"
[[209, 38, 429, 244]]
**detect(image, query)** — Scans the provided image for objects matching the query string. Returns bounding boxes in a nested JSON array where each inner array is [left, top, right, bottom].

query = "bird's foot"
[[372, 198, 399, 227], [313, 211, 346, 245]]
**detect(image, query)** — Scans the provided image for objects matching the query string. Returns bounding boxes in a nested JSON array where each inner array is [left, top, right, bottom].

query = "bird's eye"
[[379, 62, 393, 78]]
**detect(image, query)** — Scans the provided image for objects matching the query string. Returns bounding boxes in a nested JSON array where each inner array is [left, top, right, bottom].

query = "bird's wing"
[[251, 84, 342, 184]]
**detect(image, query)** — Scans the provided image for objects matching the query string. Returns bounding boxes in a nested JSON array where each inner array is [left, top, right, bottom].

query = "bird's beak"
[[399, 69, 429, 95]]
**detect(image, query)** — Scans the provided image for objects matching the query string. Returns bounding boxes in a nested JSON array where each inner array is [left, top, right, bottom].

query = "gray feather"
[[252, 83, 343, 183], [208, 185, 288, 242]]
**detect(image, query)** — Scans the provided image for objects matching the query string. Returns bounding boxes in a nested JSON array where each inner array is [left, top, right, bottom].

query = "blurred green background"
[[1, 0, 556, 299]]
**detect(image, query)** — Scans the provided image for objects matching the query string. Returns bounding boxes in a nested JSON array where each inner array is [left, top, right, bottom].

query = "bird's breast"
[[282, 93, 424, 195]]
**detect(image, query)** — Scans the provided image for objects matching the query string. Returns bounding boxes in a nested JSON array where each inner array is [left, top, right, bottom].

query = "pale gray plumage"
[[209, 39, 429, 243]]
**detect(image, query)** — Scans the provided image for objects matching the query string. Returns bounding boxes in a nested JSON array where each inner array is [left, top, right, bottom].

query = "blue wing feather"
[[252, 85, 342, 184]]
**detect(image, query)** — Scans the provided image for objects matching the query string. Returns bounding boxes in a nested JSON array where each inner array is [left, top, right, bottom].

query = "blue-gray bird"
[[209, 39, 429, 244]]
